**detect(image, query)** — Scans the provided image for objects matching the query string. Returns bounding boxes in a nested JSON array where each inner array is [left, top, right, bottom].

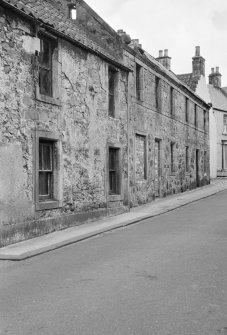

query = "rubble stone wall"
[[0, 6, 128, 246], [124, 50, 210, 207]]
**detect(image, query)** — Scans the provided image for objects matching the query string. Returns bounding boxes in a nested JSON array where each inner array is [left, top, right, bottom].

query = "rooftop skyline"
[[85, 0, 227, 87]]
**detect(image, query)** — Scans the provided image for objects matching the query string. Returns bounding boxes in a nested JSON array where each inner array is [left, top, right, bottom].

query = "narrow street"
[[1, 190, 227, 335]]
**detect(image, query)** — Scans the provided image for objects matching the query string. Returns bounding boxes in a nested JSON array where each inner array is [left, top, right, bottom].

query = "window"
[[186, 146, 189, 173], [69, 5, 77, 19], [194, 104, 197, 127], [185, 97, 189, 122], [39, 141, 53, 200], [136, 63, 143, 100], [204, 151, 207, 174], [204, 110, 206, 131], [135, 134, 147, 180], [155, 76, 161, 111], [171, 142, 175, 173], [36, 33, 59, 105], [39, 37, 53, 97], [223, 115, 227, 134], [109, 147, 120, 194], [108, 67, 118, 117], [170, 87, 174, 116], [34, 130, 62, 211]]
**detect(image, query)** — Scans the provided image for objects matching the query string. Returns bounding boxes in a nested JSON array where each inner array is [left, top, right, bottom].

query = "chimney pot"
[[164, 49, 168, 57], [209, 67, 222, 87], [195, 46, 200, 57], [159, 50, 163, 57]]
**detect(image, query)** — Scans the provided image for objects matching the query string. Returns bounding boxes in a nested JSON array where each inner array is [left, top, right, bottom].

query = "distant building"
[[208, 68, 227, 176], [0, 0, 210, 247], [177, 46, 217, 179]]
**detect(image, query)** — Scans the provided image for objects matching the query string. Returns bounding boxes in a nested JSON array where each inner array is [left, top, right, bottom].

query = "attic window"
[[69, 5, 77, 20]]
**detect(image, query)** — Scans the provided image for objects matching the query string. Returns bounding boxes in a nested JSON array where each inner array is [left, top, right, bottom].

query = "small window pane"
[[39, 68, 52, 96], [109, 171, 116, 194], [109, 149, 115, 170], [39, 172, 51, 196], [39, 39, 51, 68], [43, 144, 52, 170]]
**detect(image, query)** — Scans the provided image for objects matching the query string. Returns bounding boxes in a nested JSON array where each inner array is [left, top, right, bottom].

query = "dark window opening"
[[109, 147, 120, 194], [108, 68, 116, 117], [204, 151, 207, 174], [155, 76, 161, 111], [185, 97, 189, 122], [136, 63, 142, 100], [170, 87, 174, 115], [203, 110, 206, 131], [39, 37, 53, 97], [39, 141, 53, 200], [171, 142, 175, 173], [186, 146, 189, 172], [194, 104, 197, 127]]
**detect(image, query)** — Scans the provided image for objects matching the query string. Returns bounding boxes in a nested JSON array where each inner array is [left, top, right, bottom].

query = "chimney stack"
[[192, 46, 205, 78], [130, 38, 142, 49], [156, 49, 171, 70], [209, 66, 222, 88], [117, 29, 131, 45]]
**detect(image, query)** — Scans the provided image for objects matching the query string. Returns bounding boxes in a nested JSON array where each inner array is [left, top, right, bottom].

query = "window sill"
[[222, 133, 227, 136], [107, 194, 122, 202], [36, 200, 60, 211], [36, 92, 61, 106]]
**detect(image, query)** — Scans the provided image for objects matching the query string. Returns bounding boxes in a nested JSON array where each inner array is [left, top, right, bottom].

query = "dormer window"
[[69, 5, 77, 20]]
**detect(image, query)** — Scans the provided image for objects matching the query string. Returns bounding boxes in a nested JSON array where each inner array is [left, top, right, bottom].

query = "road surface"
[[0, 190, 227, 335]]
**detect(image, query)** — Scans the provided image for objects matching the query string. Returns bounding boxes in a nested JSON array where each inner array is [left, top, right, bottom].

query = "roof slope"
[[1, 0, 127, 70], [143, 52, 207, 106], [177, 73, 198, 92], [208, 85, 227, 111]]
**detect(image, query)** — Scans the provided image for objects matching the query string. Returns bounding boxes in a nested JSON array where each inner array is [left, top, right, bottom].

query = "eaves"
[[124, 45, 210, 110], [0, 0, 132, 73]]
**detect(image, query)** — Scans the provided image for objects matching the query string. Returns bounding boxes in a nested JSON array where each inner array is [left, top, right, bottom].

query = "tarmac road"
[[0, 190, 227, 335]]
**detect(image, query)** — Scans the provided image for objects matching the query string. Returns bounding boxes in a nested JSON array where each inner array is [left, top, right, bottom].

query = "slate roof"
[[0, 0, 129, 71], [208, 85, 227, 111], [142, 52, 208, 106], [176, 73, 198, 92]]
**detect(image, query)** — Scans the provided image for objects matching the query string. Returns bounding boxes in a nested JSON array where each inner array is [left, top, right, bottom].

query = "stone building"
[[0, 0, 210, 247], [123, 43, 210, 206], [177, 46, 217, 179]]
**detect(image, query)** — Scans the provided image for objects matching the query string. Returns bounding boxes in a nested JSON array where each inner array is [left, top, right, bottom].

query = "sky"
[[85, 0, 227, 87]]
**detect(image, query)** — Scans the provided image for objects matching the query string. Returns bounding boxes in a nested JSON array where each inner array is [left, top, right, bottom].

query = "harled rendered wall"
[[0, 6, 128, 246]]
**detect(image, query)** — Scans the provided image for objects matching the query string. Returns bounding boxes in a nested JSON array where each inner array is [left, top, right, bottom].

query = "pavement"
[[0, 178, 227, 261]]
